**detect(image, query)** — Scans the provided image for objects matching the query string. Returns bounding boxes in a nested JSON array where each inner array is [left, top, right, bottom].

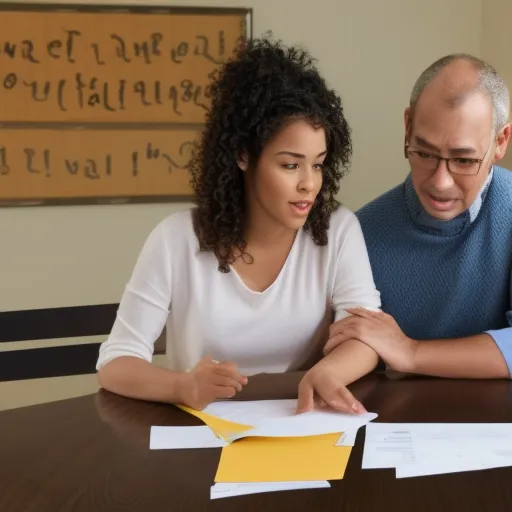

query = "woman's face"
[[240, 118, 326, 234]]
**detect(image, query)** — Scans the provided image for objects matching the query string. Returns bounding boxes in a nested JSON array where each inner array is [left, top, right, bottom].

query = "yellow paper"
[[215, 434, 352, 482], [178, 405, 253, 439]]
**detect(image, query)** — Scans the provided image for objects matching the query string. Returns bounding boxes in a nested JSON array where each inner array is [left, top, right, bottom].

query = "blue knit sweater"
[[356, 166, 512, 374]]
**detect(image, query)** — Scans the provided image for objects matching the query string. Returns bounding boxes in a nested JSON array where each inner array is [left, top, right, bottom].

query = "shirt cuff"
[[486, 327, 512, 377]]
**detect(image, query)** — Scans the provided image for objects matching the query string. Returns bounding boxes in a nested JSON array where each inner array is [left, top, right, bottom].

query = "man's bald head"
[[409, 54, 510, 133]]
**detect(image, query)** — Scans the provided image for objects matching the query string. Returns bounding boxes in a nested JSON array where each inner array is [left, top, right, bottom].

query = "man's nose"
[[429, 159, 455, 191]]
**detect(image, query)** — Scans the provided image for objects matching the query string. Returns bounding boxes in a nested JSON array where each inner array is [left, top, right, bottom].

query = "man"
[[326, 54, 512, 379]]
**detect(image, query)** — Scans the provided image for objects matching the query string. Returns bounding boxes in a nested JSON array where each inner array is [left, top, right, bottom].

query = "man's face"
[[405, 90, 509, 220]]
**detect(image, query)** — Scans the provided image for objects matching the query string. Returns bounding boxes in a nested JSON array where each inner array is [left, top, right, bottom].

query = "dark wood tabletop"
[[1, 373, 512, 512]]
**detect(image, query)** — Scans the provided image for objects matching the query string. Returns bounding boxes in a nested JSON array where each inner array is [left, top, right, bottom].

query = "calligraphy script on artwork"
[[0, 9, 246, 123], [0, 5, 250, 204], [0, 129, 200, 201]]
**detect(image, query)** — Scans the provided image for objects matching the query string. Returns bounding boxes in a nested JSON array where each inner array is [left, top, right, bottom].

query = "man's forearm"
[[324, 338, 379, 385], [411, 334, 510, 379]]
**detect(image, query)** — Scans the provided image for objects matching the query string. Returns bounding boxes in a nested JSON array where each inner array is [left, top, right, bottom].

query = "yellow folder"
[[179, 404, 352, 482], [215, 434, 352, 482], [178, 404, 253, 439]]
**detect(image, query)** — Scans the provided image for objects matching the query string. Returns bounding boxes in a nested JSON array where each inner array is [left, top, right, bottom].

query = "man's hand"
[[324, 308, 419, 373], [177, 357, 248, 410], [296, 358, 367, 415]]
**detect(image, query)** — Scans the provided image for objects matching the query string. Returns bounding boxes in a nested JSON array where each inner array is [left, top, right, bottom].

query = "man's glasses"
[[404, 139, 492, 176]]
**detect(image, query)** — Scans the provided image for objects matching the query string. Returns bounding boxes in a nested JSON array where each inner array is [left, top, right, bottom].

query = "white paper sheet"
[[395, 454, 512, 478], [362, 423, 415, 469], [396, 425, 512, 478], [210, 480, 330, 499], [363, 422, 512, 478], [228, 409, 377, 441], [149, 426, 228, 450], [203, 399, 298, 426], [202, 399, 377, 442]]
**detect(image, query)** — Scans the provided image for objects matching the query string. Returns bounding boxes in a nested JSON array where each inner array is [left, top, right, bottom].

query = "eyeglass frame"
[[404, 135, 494, 176]]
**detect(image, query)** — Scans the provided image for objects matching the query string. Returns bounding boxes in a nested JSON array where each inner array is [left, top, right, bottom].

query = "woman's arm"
[[329, 208, 382, 376], [98, 356, 187, 403], [96, 221, 173, 399], [297, 210, 382, 413], [321, 338, 379, 384], [96, 219, 246, 407], [98, 355, 247, 408]]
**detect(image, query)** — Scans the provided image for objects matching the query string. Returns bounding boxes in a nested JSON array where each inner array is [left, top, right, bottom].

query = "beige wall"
[[1, 0, 482, 312], [482, 0, 512, 170]]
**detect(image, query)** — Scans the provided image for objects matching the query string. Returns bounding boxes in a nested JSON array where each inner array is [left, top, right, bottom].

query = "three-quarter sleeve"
[[96, 221, 172, 369], [331, 209, 381, 322]]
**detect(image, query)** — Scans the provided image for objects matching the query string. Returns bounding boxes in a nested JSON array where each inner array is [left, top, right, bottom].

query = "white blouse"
[[96, 205, 381, 376]]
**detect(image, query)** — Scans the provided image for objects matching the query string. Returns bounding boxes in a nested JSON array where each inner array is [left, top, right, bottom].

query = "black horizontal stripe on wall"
[[0, 304, 119, 343], [0, 343, 101, 382]]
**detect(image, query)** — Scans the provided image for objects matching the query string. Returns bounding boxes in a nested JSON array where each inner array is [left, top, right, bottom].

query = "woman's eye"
[[314, 163, 325, 171], [283, 163, 299, 170]]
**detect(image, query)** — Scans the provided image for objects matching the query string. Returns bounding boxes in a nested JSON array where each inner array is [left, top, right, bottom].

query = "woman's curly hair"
[[189, 36, 352, 272]]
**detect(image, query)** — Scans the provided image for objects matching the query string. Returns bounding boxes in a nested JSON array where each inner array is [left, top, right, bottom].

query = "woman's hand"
[[178, 357, 248, 410], [296, 358, 367, 414]]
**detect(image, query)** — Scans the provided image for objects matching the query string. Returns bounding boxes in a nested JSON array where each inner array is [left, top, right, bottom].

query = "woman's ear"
[[237, 152, 249, 172]]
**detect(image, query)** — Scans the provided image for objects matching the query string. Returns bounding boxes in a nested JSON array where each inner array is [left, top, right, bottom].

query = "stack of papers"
[[210, 481, 331, 500], [363, 422, 512, 478], [150, 399, 377, 498]]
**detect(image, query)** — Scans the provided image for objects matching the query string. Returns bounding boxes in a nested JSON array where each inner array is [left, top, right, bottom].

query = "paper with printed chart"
[[363, 422, 512, 478]]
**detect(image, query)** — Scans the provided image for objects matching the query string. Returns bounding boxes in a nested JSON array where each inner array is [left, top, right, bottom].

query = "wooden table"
[[1, 374, 512, 511]]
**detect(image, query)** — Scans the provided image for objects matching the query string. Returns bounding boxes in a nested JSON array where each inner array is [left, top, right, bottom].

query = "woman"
[[96, 37, 381, 413]]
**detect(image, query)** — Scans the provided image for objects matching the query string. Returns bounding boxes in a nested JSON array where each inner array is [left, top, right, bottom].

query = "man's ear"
[[403, 107, 413, 158], [494, 124, 511, 162], [404, 107, 412, 134], [237, 152, 249, 171]]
